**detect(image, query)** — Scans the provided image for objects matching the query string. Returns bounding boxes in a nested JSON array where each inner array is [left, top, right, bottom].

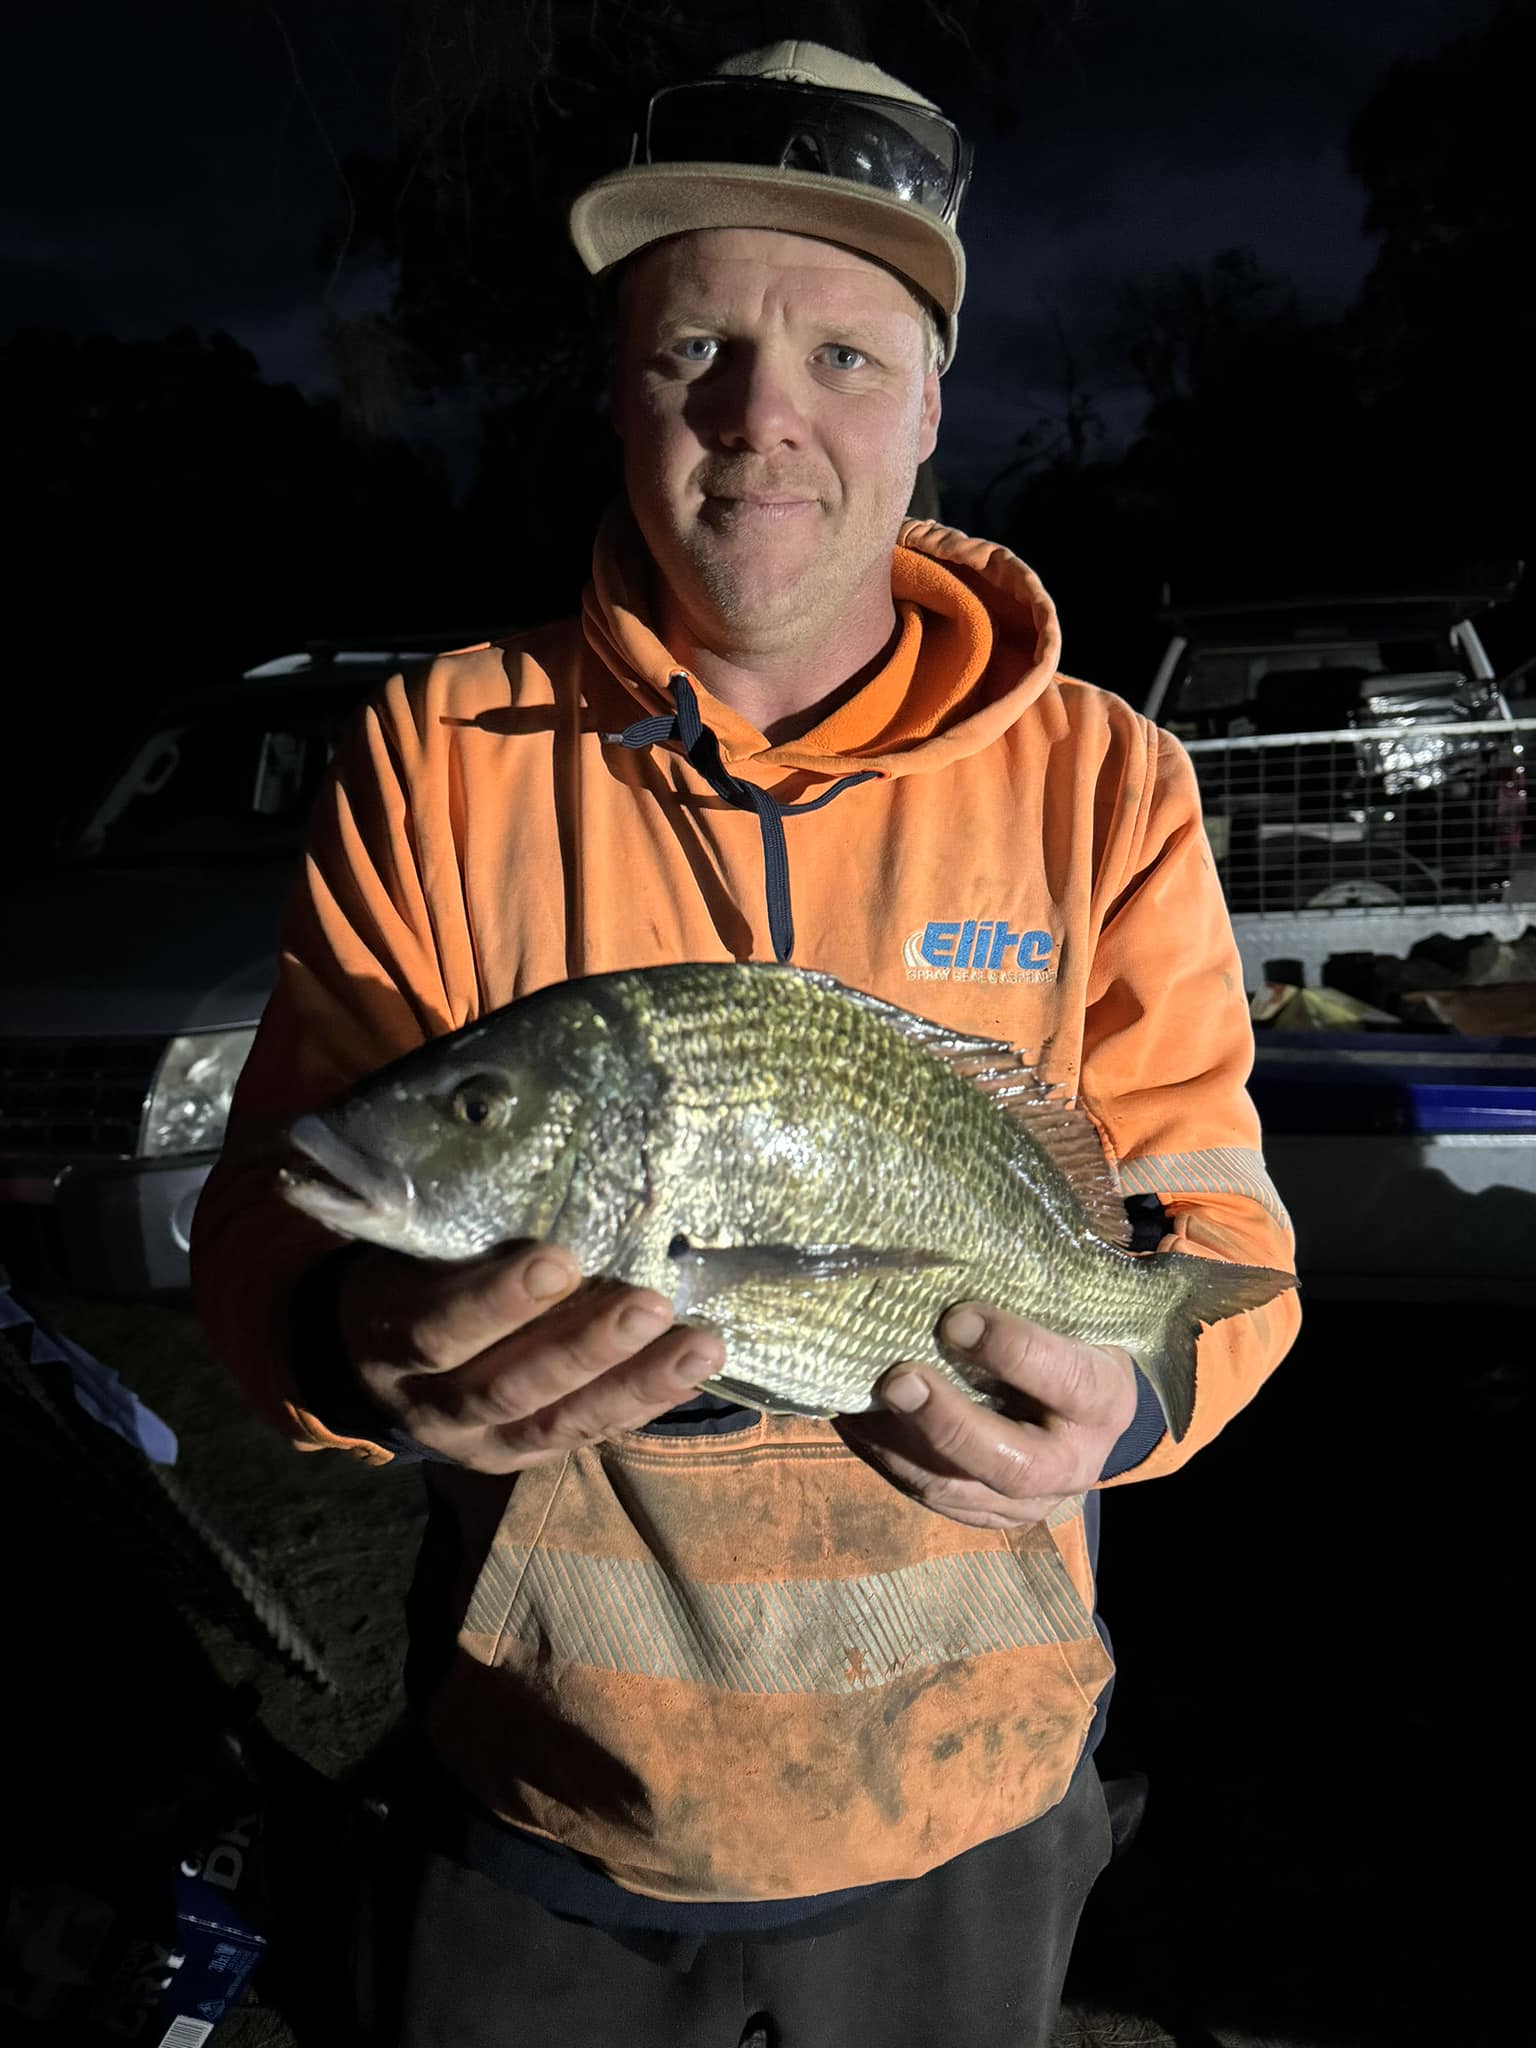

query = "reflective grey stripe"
[[1117, 1145, 1290, 1228], [472, 1538, 1096, 1696]]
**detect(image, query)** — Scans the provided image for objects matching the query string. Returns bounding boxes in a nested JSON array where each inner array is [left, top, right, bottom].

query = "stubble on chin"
[[678, 531, 817, 644], [675, 495, 915, 653]]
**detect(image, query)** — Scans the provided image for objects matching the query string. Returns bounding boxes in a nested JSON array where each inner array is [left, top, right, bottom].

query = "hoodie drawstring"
[[603, 672, 879, 962]]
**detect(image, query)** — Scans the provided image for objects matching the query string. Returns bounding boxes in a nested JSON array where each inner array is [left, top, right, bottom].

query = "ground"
[[11, 1288, 1524, 2048]]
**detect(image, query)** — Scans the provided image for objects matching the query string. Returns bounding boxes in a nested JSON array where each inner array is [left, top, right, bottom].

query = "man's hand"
[[334, 1243, 724, 1474], [843, 1306, 1140, 1529]]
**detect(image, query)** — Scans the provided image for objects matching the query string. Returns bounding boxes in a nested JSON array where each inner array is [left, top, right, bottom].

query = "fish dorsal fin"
[[800, 971, 1023, 1064], [827, 978, 1133, 1250], [960, 1061, 1132, 1249]]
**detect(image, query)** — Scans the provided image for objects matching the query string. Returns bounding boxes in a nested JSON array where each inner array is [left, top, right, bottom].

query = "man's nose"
[[709, 346, 806, 452]]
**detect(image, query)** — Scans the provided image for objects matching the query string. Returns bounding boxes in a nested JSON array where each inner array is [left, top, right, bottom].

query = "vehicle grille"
[[0, 1038, 162, 1156]]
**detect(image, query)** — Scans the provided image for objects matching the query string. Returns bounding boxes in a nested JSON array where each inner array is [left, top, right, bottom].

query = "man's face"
[[613, 228, 941, 651]]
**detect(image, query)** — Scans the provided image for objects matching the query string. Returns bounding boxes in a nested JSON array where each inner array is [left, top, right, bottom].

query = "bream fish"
[[280, 963, 1296, 1438]]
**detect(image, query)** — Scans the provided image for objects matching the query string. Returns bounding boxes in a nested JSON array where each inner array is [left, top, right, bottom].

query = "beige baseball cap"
[[569, 40, 969, 369]]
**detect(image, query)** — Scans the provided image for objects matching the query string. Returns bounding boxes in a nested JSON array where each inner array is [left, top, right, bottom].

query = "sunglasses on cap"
[[634, 77, 972, 228]]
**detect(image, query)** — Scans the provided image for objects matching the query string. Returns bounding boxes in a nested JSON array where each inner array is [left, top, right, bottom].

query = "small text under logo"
[[903, 920, 1056, 984]]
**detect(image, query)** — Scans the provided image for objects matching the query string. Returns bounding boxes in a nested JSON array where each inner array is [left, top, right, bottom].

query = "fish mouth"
[[280, 1114, 415, 1235]]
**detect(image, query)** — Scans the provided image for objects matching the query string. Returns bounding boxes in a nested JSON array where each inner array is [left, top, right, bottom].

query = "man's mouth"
[[701, 494, 818, 525]]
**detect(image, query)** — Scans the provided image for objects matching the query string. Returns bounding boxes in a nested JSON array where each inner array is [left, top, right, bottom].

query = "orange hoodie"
[[192, 508, 1299, 1901]]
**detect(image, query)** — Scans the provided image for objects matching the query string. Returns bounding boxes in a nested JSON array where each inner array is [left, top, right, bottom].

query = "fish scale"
[[281, 962, 1297, 1438], [630, 972, 1137, 1410]]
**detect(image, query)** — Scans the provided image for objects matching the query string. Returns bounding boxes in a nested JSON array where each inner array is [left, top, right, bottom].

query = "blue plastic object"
[[1250, 1031, 1536, 1136], [0, 1287, 179, 1464]]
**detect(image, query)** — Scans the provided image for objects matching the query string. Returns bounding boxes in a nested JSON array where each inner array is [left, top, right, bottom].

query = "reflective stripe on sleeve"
[[1115, 1145, 1290, 1229]]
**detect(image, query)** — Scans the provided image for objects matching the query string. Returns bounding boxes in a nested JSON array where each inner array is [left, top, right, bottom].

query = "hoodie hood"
[[581, 503, 1063, 784]]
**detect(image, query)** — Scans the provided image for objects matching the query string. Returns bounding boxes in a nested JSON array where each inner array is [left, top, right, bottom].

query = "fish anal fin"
[[698, 1372, 837, 1420]]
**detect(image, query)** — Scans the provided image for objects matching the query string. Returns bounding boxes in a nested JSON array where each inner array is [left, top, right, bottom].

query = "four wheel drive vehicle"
[[0, 639, 471, 1297], [1146, 583, 1530, 912]]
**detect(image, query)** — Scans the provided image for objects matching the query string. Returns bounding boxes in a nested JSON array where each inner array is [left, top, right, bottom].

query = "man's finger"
[[491, 1331, 726, 1463], [938, 1307, 1113, 1425], [870, 1367, 1078, 1502], [360, 1241, 584, 1376], [425, 1283, 682, 1425], [406, 1322, 725, 1470], [840, 1410, 1070, 1528]]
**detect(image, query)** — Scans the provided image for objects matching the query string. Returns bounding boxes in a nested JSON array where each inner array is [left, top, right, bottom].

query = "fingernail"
[[674, 1350, 721, 1387], [942, 1307, 986, 1351], [525, 1255, 574, 1301], [883, 1372, 930, 1413], [619, 1301, 671, 1341]]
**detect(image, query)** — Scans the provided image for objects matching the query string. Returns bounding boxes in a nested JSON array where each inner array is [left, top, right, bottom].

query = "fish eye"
[[449, 1076, 513, 1132]]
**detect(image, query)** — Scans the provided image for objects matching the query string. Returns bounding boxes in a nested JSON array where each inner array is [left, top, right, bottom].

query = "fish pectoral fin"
[[668, 1238, 954, 1312]]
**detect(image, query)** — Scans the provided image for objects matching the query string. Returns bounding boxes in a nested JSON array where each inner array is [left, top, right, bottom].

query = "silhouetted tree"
[[1343, 0, 1534, 621], [0, 326, 467, 855], [3, 325, 465, 640], [315, 0, 1094, 607], [991, 0, 1536, 691]]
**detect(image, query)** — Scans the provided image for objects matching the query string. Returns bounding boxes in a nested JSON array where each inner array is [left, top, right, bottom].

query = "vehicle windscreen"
[[64, 695, 353, 866], [1163, 635, 1455, 738]]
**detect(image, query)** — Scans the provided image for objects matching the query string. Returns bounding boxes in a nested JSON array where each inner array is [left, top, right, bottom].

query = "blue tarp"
[[0, 1287, 178, 1464]]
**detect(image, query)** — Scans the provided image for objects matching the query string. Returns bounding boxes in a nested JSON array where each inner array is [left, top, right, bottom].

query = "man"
[[192, 39, 1299, 2048]]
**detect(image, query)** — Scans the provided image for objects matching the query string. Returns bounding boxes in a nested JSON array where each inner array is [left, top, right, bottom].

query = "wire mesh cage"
[[1185, 717, 1534, 914]]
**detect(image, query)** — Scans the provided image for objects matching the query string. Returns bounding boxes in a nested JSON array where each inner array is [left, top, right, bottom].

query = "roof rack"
[[1157, 564, 1523, 628]]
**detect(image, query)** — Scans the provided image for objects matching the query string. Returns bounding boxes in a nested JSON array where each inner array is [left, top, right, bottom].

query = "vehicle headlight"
[[139, 1027, 258, 1159]]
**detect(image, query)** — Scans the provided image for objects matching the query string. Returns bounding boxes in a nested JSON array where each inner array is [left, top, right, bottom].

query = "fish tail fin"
[[1138, 1253, 1299, 1444]]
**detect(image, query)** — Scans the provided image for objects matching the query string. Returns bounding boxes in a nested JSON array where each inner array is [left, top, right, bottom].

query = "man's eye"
[[822, 345, 868, 371], [676, 337, 718, 363]]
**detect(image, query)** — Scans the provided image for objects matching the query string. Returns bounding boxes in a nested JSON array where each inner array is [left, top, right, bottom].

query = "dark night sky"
[[2, 0, 1501, 501]]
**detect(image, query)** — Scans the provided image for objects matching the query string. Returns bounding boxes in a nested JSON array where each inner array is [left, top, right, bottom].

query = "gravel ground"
[[21, 1293, 428, 1779], [9, 1288, 1525, 2048]]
